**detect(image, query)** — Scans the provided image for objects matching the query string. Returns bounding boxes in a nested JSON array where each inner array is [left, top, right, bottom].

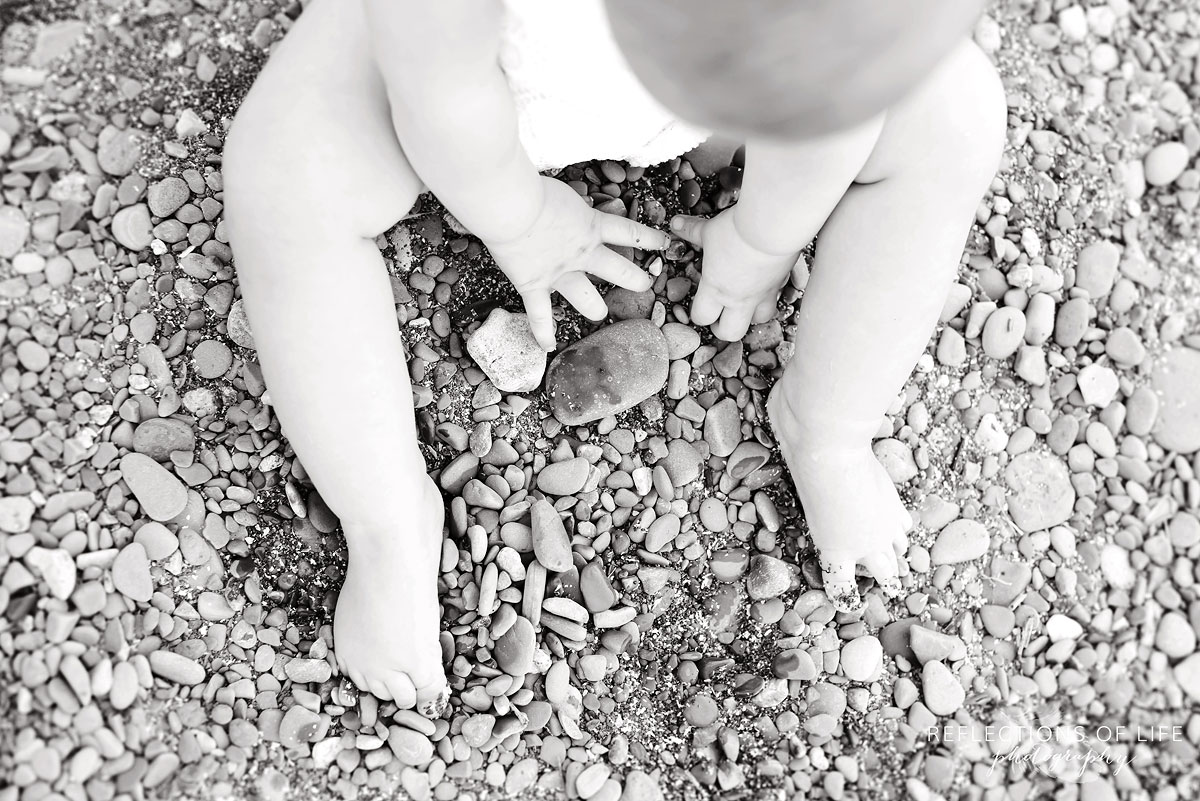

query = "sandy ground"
[[1, 1, 1199, 800]]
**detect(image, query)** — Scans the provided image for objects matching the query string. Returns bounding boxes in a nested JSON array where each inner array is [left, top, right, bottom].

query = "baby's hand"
[[671, 210, 799, 341], [487, 177, 670, 350]]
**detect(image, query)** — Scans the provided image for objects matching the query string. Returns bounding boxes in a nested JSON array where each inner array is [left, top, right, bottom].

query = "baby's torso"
[[497, 0, 708, 170]]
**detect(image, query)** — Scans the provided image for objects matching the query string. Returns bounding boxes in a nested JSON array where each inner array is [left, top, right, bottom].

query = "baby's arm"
[[362, 0, 667, 348], [671, 117, 883, 340]]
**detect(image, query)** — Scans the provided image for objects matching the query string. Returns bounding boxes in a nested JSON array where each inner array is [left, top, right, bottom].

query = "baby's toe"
[[384, 672, 417, 709], [416, 679, 451, 719], [820, 557, 862, 613], [862, 551, 900, 596]]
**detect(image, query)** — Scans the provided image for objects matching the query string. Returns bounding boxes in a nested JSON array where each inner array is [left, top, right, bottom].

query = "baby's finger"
[[519, 289, 556, 351], [752, 299, 776, 324], [670, 215, 706, 248], [820, 557, 863, 613], [555, 273, 607, 321], [587, 246, 653, 292], [713, 304, 754, 342], [594, 213, 671, 250], [691, 282, 724, 327]]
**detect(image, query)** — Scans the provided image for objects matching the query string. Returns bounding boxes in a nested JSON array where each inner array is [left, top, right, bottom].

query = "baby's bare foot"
[[768, 387, 911, 612], [334, 474, 449, 716]]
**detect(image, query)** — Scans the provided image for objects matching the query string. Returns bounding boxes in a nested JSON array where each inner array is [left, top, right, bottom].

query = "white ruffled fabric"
[[498, 0, 709, 171]]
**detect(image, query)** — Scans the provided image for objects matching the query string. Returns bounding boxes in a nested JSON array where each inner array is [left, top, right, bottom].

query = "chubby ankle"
[[767, 387, 878, 455]]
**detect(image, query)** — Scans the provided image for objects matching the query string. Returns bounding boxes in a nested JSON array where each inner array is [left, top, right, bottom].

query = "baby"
[[222, 0, 1006, 715]]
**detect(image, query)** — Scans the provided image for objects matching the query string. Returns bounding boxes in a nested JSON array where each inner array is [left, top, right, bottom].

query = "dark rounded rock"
[[546, 320, 669, 425], [133, 418, 196, 461]]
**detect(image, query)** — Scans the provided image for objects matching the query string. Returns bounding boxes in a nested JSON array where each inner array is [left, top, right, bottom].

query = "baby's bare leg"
[[770, 41, 1007, 609], [222, 0, 448, 713]]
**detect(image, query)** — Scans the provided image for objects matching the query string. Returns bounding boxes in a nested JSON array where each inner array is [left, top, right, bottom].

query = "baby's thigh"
[[854, 40, 1006, 186], [224, 0, 420, 237]]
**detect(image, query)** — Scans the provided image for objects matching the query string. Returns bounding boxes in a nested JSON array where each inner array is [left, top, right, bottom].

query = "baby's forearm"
[[363, 0, 543, 244], [732, 116, 885, 256]]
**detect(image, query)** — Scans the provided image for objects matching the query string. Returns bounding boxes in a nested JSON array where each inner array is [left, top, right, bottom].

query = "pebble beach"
[[2, 1, 1200, 800]]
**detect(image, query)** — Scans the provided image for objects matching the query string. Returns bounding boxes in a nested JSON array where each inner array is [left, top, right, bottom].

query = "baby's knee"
[[934, 42, 1008, 184]]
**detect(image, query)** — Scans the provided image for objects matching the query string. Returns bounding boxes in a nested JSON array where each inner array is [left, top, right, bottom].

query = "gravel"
[[3, 0, 1200, 799]]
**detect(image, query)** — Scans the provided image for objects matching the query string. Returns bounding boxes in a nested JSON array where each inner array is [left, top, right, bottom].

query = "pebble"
[[909, 627, 966, 664], [982, 307, 1026, 359], [148, 650, 205, 685], [1125, 386, 1159, 436], [930, 519, 990, 565], [1075, 241, 1120, 297], [531, 499, 573, 572], [1143, 141, 1189, 186], [746, 555, 791, 600], [1077, 363, 1119, 407], [576, 764, 612, 799], [658, 439, 703, 486], [110, 662, 139, 710], [227, 300, 256, 349], [0, 205, 29, 258], [0, 496, 35, 533], [467, 309, 547, 392], [1054, 298, 1092, 347], [285, 658, 332, 683], [772, 649, 818, 681], [1151, 347, 1200, 453], [703, 398, 742, 457], [17, 340, 50, 371], [388, 726, 434, 766], [147, 176, 190, 217], [97, 127, 143, 175], [279, 706, 322, 748], [193, 340, 233, 379], [1099, 543, 1136, 590], [873, 439, 918, 484], [537, 457, 590, 495], [111, 542, 153, 602], [546, 320, 669, 424], [1003, 452, 1074, 532], [1045, 613, 1084, 642], [921, 661, 964, 716], [710, 548, 749, 582], [683, 693, 720, 727], [1174, 655, 1200, 702], [133, 417, 196, 460], [580, 562, 616, 611], [661, 322, 700, 359], [25, 547, 76, 599], [120, 453, 188, 522], [985, 556, 1032, 606], [840, 636, 883, 681], [605, 287, 654, 320], [111, 204, 153, 250], [494, 615, 535, 674], [616, 770, 665, 801]]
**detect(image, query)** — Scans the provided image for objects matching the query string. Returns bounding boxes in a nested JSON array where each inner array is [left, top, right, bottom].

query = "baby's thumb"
[[670, 215, 705, 247]]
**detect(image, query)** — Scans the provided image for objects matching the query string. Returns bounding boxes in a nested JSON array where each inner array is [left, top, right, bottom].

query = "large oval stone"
[[546, 320, 668, 425], [133, 418, 196, 461], [1152, 347, 1200, 454]]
